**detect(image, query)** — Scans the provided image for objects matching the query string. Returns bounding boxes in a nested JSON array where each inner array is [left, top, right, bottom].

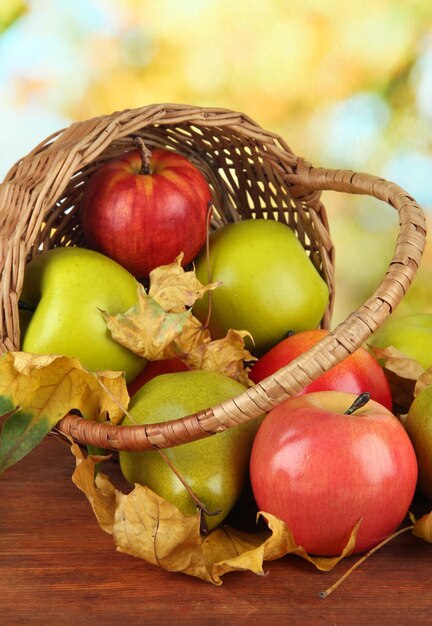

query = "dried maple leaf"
[[70, 442, 217, 581], [203, 513, 360, 583], [101, 255, 219, 362], [113, 485, 218, 583], [166, 315, 212, 358], [185, 329, 256, 386], [369, 345, 425, 413], [0, 352, 129, 474], [369, 345, 425, 381], [201, 525, 269, 578], [70, 445, 362, 585], [102, 260, 253, 384], [148, 253, 220, 313], [414, 368, 432, 397], [101, 283, 192, 361], [71, 443, 116, 534], [411, 511, 432, 542]]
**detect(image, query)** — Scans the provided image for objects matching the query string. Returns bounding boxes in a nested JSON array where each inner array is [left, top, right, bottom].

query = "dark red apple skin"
[[80, 149, 212, 277], [127, 357, 189, 397], [249, 329, 393, 411], [249, 392, 418, 556]]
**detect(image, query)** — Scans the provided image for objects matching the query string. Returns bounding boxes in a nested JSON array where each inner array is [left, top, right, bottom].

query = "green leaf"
[[0, 408, 50, 474]]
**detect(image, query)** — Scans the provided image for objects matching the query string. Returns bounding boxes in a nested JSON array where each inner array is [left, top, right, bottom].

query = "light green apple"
[[369, 313, 432, 370], [20, 246, 146, 382], [192, 219, 329, 356], [404, 385, 432, 500], [119, 369, 262, 531]]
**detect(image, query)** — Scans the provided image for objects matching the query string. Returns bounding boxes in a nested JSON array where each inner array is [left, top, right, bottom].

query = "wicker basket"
[[0, 104, 427, 453]]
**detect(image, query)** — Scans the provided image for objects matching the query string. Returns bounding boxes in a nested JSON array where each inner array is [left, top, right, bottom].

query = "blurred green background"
[[1, 0, 432, 326]]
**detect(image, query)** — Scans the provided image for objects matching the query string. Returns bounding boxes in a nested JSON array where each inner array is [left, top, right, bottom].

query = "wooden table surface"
[[1, 435, 432, 626]]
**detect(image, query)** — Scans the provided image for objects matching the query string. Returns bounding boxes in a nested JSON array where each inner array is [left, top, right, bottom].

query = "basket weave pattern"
[[0, 104, 426, 452]]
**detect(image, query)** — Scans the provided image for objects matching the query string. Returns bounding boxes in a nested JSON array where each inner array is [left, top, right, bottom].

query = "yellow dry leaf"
[[369, 345, 425, 381], [185, 329, 256, 385], [70, 443, 216, 582], [288, 518, 362, 572], [102, 257, 252, 384], [101, 283, 192, 361], [411, 511, 432, 542], [2, 352, 127, 420], [0, 352, 129, 474], [203, 513, 360, 582], [369, 345, 426, 412], [202, 525, 272, 581], [166, 315, 212, 358], [71, 443, 116, 534], [113, 484, 218, 584], [414, 368, 432, 397], [203, 524, 267, 566], [70, 446, 362, 585], [149, 253, 221, 313]]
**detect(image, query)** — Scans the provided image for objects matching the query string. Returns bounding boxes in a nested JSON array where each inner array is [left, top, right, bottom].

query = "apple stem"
[[157, 448, 222, 532], [318, 524, 414, 599], [133, 136, 152, 175], [344, 392, 371, 415]]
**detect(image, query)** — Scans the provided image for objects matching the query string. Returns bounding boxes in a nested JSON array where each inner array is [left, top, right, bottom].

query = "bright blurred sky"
[[1, 0, 432, 208], [0, 0, 117, 176]]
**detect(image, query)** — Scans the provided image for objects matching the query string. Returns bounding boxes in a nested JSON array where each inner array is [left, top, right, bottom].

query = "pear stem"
[[344, 392, 371, 415], [319, 524, 414, 598], [157, 448, 222, 531], [133, 136, 152, 175]]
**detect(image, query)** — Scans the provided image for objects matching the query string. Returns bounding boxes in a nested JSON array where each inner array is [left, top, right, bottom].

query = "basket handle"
[[57, 161, 427, 451]]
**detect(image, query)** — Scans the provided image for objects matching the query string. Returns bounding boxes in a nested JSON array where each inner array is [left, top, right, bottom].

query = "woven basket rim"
[[0, 103, 427, 452]]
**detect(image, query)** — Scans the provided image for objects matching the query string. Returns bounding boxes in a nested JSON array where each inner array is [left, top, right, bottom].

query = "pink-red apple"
[[249, 391, 418, 556], [249, 329, 393, 410], [80, 144, 212, 277]]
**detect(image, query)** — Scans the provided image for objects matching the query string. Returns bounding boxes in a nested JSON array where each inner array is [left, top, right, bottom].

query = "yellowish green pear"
[[20, 246, 146, 383], [119, 370, 262, 530], [369, 313, 432, 370], [193, 219, 329, 356], [404, 385, 432, 500]]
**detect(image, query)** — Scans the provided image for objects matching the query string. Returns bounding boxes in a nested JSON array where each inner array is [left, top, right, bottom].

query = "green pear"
[[369, 313, 432, 370], [119, 370, 262, 530], [404, 385, 432, 500], [20, 246, 146, 383], [192, 219, 329, 356]]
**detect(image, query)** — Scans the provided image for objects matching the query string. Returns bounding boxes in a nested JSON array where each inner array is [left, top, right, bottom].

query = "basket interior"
[[0, 105, 335, 351]]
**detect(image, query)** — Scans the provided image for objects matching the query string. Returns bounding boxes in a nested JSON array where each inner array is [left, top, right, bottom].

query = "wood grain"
[[1, 435, 432, 626]]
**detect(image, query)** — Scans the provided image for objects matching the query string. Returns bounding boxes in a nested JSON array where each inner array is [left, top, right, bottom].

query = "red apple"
[[249, 329, 393, 410], [249, 391, 418, 556], [127, 357, 189, 397], [80, 143, 212, 277]]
